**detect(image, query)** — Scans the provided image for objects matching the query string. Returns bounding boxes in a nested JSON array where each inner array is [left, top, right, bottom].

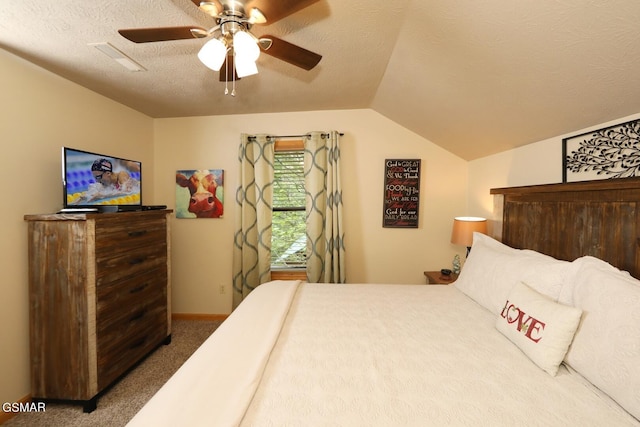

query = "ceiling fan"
[[118, 0, 322, 94]]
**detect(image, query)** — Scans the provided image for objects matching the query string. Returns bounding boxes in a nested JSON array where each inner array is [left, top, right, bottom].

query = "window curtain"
[[305, 131, 346, 283], [232, 131, 346, 308], [232, 134, 274, 308]]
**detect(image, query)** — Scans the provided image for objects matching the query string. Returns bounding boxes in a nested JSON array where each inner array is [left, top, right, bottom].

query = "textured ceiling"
[[2, 0, 640, 160]]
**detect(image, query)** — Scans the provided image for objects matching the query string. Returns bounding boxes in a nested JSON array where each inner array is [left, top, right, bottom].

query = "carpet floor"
[[4, 319, 222, 427]]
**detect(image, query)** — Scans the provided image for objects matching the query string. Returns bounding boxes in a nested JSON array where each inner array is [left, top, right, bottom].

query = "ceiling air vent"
[[88, 42, 146, 72]]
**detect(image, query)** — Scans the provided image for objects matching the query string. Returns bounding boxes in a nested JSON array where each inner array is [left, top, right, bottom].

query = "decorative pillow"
[[454, 232, 571, 314], [559, 256, 640, 420], [495, 281, 582, 376]]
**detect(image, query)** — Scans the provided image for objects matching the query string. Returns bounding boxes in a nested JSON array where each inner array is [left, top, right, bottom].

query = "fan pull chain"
[[231, 52, 236, 97], [224, 57, 229, 95]]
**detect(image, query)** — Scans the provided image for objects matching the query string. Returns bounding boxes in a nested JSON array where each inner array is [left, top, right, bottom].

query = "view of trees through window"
[[271, 149, 306, 268]]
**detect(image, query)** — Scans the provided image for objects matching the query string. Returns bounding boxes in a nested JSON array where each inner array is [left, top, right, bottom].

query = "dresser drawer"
[[95, 244, 167, 286], [96, 290, 167, 387], [95, 216, 167, 257], [96, 286, 166, 348], [96, 308, 168, 389], [95, 213, 166, 238], [95, 267, 167, 332]]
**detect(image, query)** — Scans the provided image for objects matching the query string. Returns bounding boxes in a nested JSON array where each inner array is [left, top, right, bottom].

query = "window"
[[271, 140, 306, 274]]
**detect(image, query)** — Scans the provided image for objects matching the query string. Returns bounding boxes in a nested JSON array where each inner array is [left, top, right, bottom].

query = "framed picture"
[[175, 169, 224, 218], [382, 159, 421, 228], [563, 118, 640, 182]]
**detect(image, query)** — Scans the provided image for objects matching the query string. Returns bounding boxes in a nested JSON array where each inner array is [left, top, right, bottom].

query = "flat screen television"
[[62, 147, 142, 211]]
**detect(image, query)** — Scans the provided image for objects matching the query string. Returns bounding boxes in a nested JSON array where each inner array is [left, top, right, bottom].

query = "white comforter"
[[128, 281, 639, 427]]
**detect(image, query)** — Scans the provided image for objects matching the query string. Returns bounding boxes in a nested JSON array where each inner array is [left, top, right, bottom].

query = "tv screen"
[[62, 147, 142, 209]]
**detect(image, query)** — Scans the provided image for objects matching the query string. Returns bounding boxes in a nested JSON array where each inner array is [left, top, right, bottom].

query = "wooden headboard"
[[491, 177, 640, 279]]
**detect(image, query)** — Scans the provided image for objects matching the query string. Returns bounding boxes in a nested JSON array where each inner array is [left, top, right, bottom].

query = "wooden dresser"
[[24, 210, 172, 412]]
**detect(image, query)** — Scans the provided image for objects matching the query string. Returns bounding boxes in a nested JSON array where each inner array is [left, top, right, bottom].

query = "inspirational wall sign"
[[382, 159, 421, 228]]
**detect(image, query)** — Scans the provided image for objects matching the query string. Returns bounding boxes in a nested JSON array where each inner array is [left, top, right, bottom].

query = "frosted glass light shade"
[[235, 57, 258, 77], [233, 30, 260, 62], [198, 38, 227, 71]]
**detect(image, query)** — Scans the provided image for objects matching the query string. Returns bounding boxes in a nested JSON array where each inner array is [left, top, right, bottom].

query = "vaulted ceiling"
[[2, 1, 640, 160]]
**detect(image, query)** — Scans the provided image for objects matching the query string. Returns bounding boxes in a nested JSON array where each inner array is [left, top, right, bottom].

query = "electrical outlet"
[[219, 285, 225, 294]]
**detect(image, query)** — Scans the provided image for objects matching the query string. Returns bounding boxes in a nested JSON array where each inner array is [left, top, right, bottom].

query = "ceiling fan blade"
[[260, 35, 321, 70], [118, 27, 207, 43], [219, 54, 240, 82], [245, 0, 320, 24]]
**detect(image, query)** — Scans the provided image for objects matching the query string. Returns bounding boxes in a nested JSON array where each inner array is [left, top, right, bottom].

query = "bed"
[[127, 178, 640, 426]]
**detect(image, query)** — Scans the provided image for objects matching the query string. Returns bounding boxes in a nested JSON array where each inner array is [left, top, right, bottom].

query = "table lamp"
[[451, 216, 487, 256]]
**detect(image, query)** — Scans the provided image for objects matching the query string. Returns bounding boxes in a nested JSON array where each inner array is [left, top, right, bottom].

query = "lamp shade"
[[233, 30, 260, 78], [234, 56, 258, 77], [451, 216, 487, 248], [198, 38, 227, 71], [233, 30, 260, 61]]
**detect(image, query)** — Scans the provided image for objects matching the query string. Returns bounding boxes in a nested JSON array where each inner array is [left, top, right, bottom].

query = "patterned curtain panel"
[[232, 134, 274, 308], [305, 131, 346, 283]]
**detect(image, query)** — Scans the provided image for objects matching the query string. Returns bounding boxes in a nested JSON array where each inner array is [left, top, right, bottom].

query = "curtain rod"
[[247, 132, 344, 141]]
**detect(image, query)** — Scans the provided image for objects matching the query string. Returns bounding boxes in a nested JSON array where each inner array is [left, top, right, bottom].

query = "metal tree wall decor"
[[563, 118, 640, 182]]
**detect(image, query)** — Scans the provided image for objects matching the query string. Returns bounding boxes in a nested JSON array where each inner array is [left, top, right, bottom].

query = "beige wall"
[[468, 112, 640, 230], [0, 49, 154, 409], [154, 110, 470, 314]]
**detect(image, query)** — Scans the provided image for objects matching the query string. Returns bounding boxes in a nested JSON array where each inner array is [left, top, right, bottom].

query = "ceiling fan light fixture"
[[258, 38, 273, 50], [117, 0, 323, 97], [248, 8, 267, 24], [233, 30, 260, 78], [233, 30, 260, 62], [198, 2, 222, 16], [235, 56, 258, 78], [198, 37, 227, 71]]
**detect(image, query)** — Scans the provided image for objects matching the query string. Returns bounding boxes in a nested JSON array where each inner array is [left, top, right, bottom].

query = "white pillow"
[[559, 256, 640, 420], [454, 232, 570, 314], [495, 281, 582, 376]]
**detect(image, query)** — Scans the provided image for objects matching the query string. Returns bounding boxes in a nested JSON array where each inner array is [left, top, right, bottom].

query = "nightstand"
[[424, 271, 459, 285]]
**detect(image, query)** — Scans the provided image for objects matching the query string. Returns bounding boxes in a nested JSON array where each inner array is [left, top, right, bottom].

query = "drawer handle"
[[128, 230, 148, 238], [129, 257, 146, 265], [130, 309, 147, 322], [129, 284, 148, 294]]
